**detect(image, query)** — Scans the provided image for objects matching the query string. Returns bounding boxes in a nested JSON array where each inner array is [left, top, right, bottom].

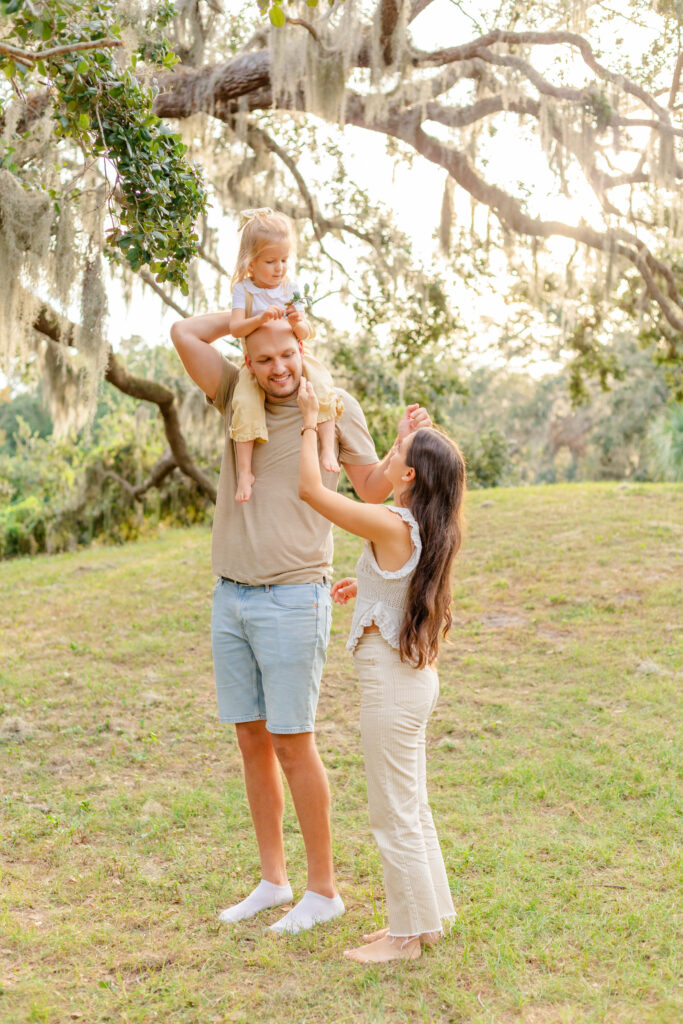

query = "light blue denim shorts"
[[211, 578, 331, 734]]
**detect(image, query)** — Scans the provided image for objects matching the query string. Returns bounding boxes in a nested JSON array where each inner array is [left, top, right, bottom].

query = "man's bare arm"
[[343, 457, 393, 504], [342, 403, 432, 504], [170, 312, 232, 400]]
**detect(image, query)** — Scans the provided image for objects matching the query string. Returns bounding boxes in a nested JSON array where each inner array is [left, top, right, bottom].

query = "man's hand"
[[331, 577, 357, 604], [397, 403, 432, 443]]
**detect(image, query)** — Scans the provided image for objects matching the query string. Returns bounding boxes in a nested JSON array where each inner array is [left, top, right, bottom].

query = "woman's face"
[[384, 433, 415, 497]]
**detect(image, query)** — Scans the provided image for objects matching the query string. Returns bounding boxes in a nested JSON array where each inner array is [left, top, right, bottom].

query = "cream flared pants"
[[352, 632, 456, 937]]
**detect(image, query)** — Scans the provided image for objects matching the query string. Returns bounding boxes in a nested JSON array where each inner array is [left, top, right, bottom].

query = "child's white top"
[[346, 506, 422, 654], [231, 278, 304, 313]]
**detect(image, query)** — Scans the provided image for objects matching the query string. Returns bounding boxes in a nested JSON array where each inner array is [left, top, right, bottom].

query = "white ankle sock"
[[268, 890, 345, 935], [218, 879, 292, 923]]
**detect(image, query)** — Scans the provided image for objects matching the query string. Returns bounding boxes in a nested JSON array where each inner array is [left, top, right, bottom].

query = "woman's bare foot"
[[343, 934, 421, 964], [321, 448, 340, 474], [235, 472, 255, 502], [362, 926, 441, 947]]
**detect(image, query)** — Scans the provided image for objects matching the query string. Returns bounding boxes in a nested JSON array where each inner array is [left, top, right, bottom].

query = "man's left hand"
[[397, 403, 432, 442]]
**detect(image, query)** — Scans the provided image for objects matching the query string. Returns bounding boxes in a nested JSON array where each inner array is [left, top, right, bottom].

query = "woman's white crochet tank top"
[[346, 506, 421, 653]]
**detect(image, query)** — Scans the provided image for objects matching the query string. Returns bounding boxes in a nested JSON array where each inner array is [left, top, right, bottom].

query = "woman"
[[297, 377, 466, 963]]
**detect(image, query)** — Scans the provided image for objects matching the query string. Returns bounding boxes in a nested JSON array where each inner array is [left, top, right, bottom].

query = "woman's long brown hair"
[[398, 428, 466, 669]]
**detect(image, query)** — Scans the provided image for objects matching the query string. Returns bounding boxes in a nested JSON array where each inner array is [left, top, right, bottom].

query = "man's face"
[[244, 319, 304, 400]]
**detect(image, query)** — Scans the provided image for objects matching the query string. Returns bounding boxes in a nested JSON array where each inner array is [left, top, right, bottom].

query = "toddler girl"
[[229, 208, 342, 502]]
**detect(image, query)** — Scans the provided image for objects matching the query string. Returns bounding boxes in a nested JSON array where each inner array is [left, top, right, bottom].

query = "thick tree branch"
[[424, 95, 539, 129], [146, 29, 683, 342], [32, 301, 217, 503], [378, 0, 405, 65], [409, 0, 435, 22], [0, 38, 123, 64], [100, 449, 178, 501], [406, 125, 683, 334], [474, 48, 683, 138], [421, 95, 680, 212], [104, 351, 217, 502], [668, 52, 683, 108], [154, 51, 271, 118], [416, 30, 674, 124]]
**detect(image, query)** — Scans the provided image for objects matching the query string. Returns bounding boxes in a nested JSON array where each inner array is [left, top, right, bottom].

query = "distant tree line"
[[1, 332, 680, 559]]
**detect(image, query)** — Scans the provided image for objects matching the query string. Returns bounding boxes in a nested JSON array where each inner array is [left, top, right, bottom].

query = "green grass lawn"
[[1, 482, 681, 1024]]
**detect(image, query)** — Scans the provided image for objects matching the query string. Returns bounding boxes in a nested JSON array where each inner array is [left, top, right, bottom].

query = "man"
[[171, 311, 430, 934]]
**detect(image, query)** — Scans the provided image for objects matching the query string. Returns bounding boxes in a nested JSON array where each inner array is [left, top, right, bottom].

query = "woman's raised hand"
[[297, 376, 319, 419], [331, 577, 358, 604]]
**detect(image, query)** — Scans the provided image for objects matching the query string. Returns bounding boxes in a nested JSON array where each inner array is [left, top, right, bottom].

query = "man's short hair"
[[244, 318, 298, 353]]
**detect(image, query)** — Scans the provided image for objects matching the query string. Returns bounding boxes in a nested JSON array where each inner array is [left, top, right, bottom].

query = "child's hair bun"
[[238, 207, 274, 231]]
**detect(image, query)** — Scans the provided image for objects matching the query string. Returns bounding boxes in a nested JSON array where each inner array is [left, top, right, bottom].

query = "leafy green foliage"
[[447, 334, 674, 485], [0, 0, 206, 291], [0, 392, 215, 559], [0, 391, 53, 453], [647, 402, 683, 481], [458, 426, 510, 489], [565, 310, 625, 404], [289, 283, 313, 309]]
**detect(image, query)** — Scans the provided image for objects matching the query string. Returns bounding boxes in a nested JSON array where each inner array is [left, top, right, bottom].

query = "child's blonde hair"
[[231, 208, 295, 289]]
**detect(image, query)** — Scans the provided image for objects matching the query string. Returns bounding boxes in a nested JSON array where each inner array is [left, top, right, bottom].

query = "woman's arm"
[[298, 379, 406, 547]]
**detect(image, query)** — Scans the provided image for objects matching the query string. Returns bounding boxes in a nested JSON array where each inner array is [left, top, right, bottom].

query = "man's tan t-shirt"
[[210, 358, 378, 585]]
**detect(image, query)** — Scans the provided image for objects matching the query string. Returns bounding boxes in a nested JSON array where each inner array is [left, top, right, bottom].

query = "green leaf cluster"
[[0, 393, 215, 559], [0, 0, 206, 291]]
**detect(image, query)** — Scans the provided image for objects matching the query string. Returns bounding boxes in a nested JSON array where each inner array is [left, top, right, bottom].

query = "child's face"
[[249, 241, 290, 289]]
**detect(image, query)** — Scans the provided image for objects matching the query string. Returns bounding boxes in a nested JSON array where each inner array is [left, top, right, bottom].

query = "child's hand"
[[331, 578, 357, 604], [259, 305, 285, 324], [297, 376, 319, 420], [286, 306, 304, 329]]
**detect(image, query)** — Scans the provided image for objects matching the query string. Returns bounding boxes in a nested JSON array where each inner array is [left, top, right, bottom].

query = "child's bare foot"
[[321, 448, 340, 474], [235, 473, 255, 502], [362, 926, 440, 947], [343, 934, 421, 964]]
